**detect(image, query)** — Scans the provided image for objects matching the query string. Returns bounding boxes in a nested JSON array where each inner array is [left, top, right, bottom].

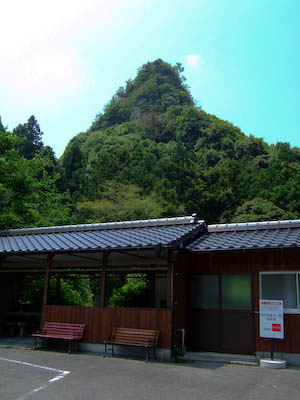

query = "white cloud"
[[0, 0, 141, 111], [185, 55, 204, 69]]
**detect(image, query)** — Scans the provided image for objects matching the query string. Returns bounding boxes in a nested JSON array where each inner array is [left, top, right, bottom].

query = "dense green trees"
[[59, 60, 300, 224], [18, 275, 94, 307], [0, 119, 73, 230], [89, 59, 193, 132], [13, 115, 44, 159], [107, 275, 150, 308], [2, 59, 300, 229]]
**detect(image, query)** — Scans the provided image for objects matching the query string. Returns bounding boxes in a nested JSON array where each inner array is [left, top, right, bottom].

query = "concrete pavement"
[[0, 347, 300, 400]]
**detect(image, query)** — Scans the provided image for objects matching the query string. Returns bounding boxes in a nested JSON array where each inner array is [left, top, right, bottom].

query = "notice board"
[[259, 300, 284, 339]]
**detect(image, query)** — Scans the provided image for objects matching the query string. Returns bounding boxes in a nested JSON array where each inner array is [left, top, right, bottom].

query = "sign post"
[[259, 300, 285, 367]]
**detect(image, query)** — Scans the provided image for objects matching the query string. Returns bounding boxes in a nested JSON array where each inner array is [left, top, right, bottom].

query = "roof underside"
[[0, 215, 205, 255]]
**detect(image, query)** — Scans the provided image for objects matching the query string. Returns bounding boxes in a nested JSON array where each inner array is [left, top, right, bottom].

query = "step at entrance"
[[184, 351, 258, 366]]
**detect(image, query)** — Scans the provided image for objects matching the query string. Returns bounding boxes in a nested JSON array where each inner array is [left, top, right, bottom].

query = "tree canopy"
[[0, 120, 73, 230], [13, 115, 44, 159], [58, 60, 300, 224], [2, 59, 300, 229]]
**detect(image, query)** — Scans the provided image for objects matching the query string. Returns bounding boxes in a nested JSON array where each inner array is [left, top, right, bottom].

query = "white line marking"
[[0, 357, 70, 400]]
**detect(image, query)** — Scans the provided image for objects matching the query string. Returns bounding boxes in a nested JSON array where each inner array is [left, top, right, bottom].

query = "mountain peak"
[[90, 59, 194, 131]]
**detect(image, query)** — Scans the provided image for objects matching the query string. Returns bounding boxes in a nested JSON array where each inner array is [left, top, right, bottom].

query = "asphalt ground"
[[1, 347, 300, 400]]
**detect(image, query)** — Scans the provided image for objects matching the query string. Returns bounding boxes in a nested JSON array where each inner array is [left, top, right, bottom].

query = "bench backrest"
[[41, 322, 85, 339], [112, 327, 160, 347]]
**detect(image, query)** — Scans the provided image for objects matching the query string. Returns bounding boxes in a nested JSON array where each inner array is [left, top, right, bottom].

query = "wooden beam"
[[2, 258, 168, 269], [114, 250, 159, 260], [0, 270, 48, 273], [0, 266, 168, 274], [66, 253, 103, 262]]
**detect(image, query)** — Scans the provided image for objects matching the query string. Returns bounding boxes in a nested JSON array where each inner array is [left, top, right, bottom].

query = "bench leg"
[[104, 343, 114, 358], [68, 340, 71, 354], [145, 347, 149, 363]]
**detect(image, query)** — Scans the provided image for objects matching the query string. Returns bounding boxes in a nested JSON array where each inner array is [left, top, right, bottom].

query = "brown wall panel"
[[42, 306, 172, 348], [42, 248, 300, 354], [175, 248, 300, 354]]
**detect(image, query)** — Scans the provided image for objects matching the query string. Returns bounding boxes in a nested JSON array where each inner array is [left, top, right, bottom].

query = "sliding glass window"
[[260, 272, 300, 313]]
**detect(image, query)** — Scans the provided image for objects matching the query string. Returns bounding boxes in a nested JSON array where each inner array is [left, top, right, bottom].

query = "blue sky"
[[1, 0, 299, 157]]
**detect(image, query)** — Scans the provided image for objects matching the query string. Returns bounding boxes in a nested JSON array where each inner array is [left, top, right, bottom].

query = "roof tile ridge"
[[208, 219, 300, 233], [0, 214, 205, 236]]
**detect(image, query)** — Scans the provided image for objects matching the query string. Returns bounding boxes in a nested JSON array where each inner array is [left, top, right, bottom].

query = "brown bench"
[[32, 322, 85, 354], [104, 327, 160, 362]]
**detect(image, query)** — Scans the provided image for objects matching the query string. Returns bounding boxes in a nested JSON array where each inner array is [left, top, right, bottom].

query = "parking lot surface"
[[1, 347, 300, 400]]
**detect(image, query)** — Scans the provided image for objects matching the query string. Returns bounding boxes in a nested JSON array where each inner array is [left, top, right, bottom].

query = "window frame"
[[259, 271, 300, 314]]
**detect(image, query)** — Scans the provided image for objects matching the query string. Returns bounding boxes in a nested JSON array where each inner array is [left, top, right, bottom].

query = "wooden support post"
[[42, 254, 52, 307], [100, 251, 109, 307], [55, 274, 61, 304], [149, 271, 155, 308], [167, 260, 173, 309]]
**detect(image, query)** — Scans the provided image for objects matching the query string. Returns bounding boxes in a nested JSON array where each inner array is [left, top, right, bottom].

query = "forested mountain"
[[58, 59, 300, 224], [2, 59, 300, 229]]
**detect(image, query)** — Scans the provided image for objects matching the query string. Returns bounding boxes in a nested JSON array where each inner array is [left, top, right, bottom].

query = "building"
[[1, 215, 300, 363]]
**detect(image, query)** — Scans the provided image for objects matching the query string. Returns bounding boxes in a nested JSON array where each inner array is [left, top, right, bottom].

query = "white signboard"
[[260, 300, 284, 339]]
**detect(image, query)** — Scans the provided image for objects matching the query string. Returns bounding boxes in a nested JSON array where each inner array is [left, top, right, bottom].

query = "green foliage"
[[89, 59, 193, 132], [18, 275, 94, 307], [76, 181, 163, 223], [59, 54, 300, 224], [0, 127, 73, 229], [13, 115, 44, 159], [107, 275, 150, 308], [58, 134, 87, 198], [232, 198, 295, 222]]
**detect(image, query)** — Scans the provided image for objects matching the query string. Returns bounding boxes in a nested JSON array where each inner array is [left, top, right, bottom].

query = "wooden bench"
[[104, 327, 160, 362], [32, 322, 85, 354]]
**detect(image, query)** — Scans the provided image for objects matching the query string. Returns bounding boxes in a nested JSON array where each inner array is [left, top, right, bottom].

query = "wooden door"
[[188, 273, 254, 354]]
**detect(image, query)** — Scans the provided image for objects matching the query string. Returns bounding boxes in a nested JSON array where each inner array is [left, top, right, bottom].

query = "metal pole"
[[270, 341, 274, 360]]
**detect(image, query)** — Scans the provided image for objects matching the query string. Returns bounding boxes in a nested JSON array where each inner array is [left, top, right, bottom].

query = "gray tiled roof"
[[0, 215, 205, 255], [188, 220, 300, 251]]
